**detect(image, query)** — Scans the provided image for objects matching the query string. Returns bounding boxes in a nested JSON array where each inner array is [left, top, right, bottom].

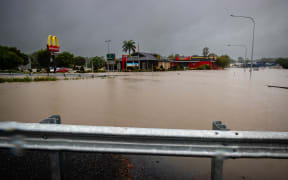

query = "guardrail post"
[[40, 115, 62, 180], [211, 121, 229, 180]]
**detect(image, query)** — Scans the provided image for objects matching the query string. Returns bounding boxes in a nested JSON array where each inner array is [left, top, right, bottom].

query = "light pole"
[[105, 40, 111, 72], [230, 14, 255, 78], [227, 44, 248, 70]]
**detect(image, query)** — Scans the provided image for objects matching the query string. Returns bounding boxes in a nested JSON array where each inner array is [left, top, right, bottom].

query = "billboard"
[[107, 53, 116, 60], [47, 35, 60, 52], [126, 62, 139, 67]]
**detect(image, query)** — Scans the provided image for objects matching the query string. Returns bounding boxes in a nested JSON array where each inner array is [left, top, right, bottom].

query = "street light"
[[227, 44, 248, 70], [104, 40, 111, 72], [104, 40, 111, 54], [230, 14, 255, 78]]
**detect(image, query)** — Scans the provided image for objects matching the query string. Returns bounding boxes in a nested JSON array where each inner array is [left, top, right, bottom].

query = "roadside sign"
[[107, 53, 115, 60]]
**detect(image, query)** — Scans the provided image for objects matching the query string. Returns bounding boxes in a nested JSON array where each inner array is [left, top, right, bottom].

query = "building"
[[117, 52, 216, 71], [171, 56, 216, 69]]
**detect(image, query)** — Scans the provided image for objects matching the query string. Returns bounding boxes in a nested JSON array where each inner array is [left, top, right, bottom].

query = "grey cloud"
[[0, 0, 288, 59]]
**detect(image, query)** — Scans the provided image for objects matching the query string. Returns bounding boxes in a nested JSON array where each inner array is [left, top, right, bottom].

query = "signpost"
[[47, 35, 60, 73], [107, 53, 115, 72], [106, 53, 115, 61]]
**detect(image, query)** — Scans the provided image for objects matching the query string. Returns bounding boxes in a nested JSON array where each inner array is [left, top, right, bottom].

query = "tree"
[[55, 52, 74, 67], [91, 56, 105, 70], [122, 40, 136, 55], [208, 53, 217, 57], [0, 45, 25, 70], [73, 56, 86, 67], [33, 49, 50, 70], [202, 47, 209, 57], [276, 58, 288, 69], [238, 57, 244, 63], [216, 55, 230, 68], [7, 47, 29, 65]]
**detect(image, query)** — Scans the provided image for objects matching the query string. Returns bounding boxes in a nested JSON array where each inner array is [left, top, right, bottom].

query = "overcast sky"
[[1, 0, 288, 59]]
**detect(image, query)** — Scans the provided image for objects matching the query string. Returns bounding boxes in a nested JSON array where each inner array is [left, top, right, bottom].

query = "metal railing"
[[0, 116, 288, 180], [0, 73, 120, 78]]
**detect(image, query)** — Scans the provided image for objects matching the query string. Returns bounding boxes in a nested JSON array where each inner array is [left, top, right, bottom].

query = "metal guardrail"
[[0, 117, 288, 180], [1, 122, 288, 158], [0, 73, 121, 78]]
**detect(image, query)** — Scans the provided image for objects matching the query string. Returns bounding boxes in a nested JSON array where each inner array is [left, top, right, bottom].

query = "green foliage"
[[0, 45, 26, 69], [205, 64, 211, 69], [32, 49, 50, 70], [94, 69, 106, 73], [0, 76, 32, 83], [91, 56, 105, 70], [260, 57, 276, 63], [202, 47, 209, 57], [208, 53, 217, 57], [73, 56, 86, 67], [0, 76, 58, 83], [7, 47, 29, 65], [34, 77, 57, 81], [122, 40, 136, 55], [78, 66, 85, 73], [238, 57, 244, 63], [216, 55, 230, 68], [55, 52, 74, 67], [276, 58, 288, 69], [196, 64, 211, 70]]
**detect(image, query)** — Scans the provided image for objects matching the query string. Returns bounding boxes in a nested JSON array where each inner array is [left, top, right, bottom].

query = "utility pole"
[[230, 14, 256, 79], [105, 40, 111, 72]]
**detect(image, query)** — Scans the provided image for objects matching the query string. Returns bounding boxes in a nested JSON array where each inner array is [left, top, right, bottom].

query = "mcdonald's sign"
[[47, 35, 60, 52]]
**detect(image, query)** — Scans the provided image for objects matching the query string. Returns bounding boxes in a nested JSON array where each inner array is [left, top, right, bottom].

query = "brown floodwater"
[[0, 68, 288, 179]]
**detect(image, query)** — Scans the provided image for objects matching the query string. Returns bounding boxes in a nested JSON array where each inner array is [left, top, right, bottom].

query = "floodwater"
[[1, 68, 288, 179]]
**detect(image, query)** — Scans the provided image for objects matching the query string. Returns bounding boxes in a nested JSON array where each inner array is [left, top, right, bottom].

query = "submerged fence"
[[0, 116, 288, 180], [0, 73, 119, 78]]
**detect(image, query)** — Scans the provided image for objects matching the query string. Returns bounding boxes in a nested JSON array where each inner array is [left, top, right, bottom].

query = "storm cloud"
[[1, 0, 288, 59]]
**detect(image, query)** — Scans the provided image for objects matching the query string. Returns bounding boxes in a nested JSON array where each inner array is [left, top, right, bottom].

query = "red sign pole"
[[122, 55, 127, 70]]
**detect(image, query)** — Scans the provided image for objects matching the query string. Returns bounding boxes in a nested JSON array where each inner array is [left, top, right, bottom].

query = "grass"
[[0, 76, 58, 83], [34, 77, 57, 81], [0, 76, 32, 83], [0, 75, 107, 83]]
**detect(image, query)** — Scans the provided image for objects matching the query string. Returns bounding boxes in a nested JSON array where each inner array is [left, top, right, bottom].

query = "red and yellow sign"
[[47, 35, 60, 52]]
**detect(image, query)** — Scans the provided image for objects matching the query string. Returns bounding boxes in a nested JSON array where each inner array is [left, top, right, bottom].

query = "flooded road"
[[1, 68, 288, 179]]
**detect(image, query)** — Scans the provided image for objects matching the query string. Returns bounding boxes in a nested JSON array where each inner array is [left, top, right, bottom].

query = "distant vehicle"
[[56, 68, 69, 73], [50, 67, 60, 73]]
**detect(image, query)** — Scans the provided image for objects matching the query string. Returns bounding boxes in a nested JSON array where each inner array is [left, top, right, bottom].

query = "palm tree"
[[202, 47, 209, 57], [122, 40, 136, 55]]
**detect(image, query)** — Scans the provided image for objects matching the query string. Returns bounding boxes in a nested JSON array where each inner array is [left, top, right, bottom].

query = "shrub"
[[34, 77, 57, 81], [95, 69, 106, 73], [196, 64, 211, 70], [276, 58, 288, 69], [196, 65, 206, 70], [0, 76, 32, 82], [23, 76, 32, 82]]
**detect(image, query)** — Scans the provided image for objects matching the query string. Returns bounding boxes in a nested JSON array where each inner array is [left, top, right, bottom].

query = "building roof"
[[118, 52, 215, 62], [128, 52, 165, 61]]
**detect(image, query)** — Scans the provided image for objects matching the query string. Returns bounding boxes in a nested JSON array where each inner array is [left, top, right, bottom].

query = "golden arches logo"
[[47, 35, 60, 52]]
